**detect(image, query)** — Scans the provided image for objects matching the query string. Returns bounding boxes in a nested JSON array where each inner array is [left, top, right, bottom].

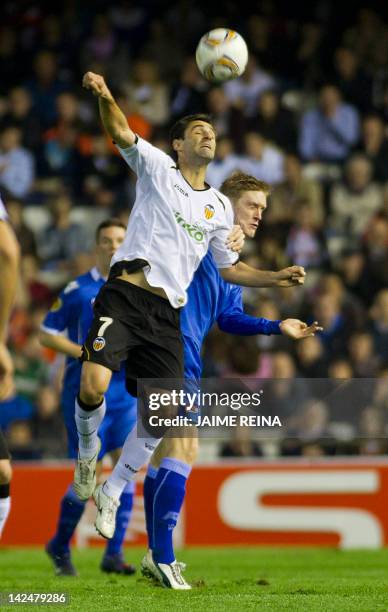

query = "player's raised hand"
[[276, 265, 306, 287], [226, 225, 245, 253], [82, 72, 112, 100], [279, 319, 323, 340]]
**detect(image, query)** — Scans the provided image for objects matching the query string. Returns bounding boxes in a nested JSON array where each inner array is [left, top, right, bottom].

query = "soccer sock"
[[50, 484, 86, 553], [103, 426, 162, 501], [143, 464, 158, 550], [152, 458, 191, 565], [0, 483, 11, 538], [75, 395, 106, 459], [104, 481, 135, 557]]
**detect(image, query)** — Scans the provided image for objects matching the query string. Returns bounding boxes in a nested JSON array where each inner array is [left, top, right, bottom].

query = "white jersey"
[[0, 195, 7, 220], [111, 137, 238, 308]]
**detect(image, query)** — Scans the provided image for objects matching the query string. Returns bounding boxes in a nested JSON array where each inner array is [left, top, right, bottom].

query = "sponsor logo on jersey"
[[92, 336, 106, 351], [50, 297, 63, 312], [174, 211, 207, 243], [174, 183, 188, 197], [204, 204, 215, 220]]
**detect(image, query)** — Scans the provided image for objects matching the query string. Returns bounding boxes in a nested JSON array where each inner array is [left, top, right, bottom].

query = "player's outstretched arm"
[[38, 330, 83, 360], [0, 221, 20, 378], [82, 71, 136, 149], [220, 261, 306, 288]]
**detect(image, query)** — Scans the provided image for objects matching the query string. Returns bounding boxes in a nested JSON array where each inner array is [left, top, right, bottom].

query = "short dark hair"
[[169, 113, 215, 146], [95, 218, 126, 242]]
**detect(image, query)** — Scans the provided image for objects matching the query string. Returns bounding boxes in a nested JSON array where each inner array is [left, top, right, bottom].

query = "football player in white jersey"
[[73, 73, 305, 585], [0, 194, 20, 540]]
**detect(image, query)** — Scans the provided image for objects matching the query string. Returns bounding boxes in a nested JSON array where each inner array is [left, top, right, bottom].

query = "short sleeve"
[[209, 194, 239, 268], [116, 136, 173, 177], [41, 282, 80, 335]]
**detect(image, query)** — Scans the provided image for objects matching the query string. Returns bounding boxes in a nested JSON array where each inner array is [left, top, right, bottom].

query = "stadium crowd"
[[0, 1, 388, 459]]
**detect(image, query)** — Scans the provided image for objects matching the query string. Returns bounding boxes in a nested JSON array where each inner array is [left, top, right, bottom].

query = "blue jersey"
[[181, 251, 281, 379], [42, 267, 136, 412]]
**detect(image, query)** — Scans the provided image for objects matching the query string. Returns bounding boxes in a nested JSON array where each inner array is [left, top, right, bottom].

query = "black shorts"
[[0, 429, 10, 460], [81, 278, 184, 397]]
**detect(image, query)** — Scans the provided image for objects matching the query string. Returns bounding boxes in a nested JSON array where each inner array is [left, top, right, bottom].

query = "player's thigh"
[[80, 361, 113, 401], [125, 336, 184, 398]]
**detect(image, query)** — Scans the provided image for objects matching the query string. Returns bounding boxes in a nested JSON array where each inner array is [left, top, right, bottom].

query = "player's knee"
[[0, 460, 12, 484]]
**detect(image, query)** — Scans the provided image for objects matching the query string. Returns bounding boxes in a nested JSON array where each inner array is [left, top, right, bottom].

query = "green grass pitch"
[[1, 547, 388, 611]]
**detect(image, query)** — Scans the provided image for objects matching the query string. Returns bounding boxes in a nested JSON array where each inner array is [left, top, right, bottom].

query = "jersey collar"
[[90, 266, 107, 282]]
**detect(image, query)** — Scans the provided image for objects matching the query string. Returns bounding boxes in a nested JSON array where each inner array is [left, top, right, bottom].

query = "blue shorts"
[[62, 394, 137, 460]]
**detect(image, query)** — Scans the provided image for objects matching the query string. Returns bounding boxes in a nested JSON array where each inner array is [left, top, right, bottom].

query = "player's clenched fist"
[[82, 72, 112, 100], [276, 265, 306, 287]]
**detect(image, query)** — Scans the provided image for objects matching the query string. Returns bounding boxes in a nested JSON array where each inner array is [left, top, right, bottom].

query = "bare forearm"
[[220, 262, 279, 288], [82, 72, 135, 148], [98, 96, 135, 148], [0, 224, 20, 341], [39, 330, 82, 359]]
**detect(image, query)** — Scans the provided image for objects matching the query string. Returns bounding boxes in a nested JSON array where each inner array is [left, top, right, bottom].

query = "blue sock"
[[105, 481, 135, 557], [50, 484, 86, 553], [152, 458, 191, 565], [143, 465, 158, 550]]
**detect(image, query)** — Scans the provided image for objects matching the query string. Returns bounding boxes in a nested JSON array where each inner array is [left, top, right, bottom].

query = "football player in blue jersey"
[[141, 172, 322, 588], [39, 218, 138, 576]]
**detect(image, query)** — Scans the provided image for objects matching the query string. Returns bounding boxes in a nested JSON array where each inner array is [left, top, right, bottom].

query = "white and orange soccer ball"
[[195, 28, 248, 83]]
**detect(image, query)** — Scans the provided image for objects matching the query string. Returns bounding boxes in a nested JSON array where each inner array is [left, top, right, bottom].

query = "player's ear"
[[172, 138, 183, 153]]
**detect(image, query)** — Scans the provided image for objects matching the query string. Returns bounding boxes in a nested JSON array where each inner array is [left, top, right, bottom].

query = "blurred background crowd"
[[1, 0, 388, 460]]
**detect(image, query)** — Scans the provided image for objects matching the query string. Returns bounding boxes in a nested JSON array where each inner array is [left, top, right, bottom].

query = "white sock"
[[75, 397, 106, 458], [0, 496, 11, 538], [104, 426, 162, 500]]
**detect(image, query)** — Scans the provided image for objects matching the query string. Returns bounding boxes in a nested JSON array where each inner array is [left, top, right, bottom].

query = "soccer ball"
[[195, 28, 248, 83]]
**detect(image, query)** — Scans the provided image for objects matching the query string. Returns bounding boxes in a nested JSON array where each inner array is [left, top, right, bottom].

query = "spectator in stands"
[[295, 334, 328, 377], [329, 154, 383, 245], [37, 195, 90, 270], [268, 153, 324, 228], [369, 289, 388, 364], [1, 87, 42, 152], [331, 46, 373, 112], [355, 114, 388, 183], [81, 132, 128, 208], [205, 86, 245, 148], [358, 405, 387, 455], [362, 215, 388, 295], [223, 55, 277, 118], [6, 198, 37, 257], [0, 126, 35, 199], [348, 331, 380, 377], [247, 89, 297, 151], [242, 131, 284, 185], [219, 425, 262, 458], [169, 57, 208, 121], [206, 136, 244, 190], [6, 420, 41, 461], [299, 83, 360, 163], [123, 58, 169, 127], [312, 292, 352, 357], [31, 386, 67, 458], [286, 201, 327, 269], [25, 50, 69, 128]]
